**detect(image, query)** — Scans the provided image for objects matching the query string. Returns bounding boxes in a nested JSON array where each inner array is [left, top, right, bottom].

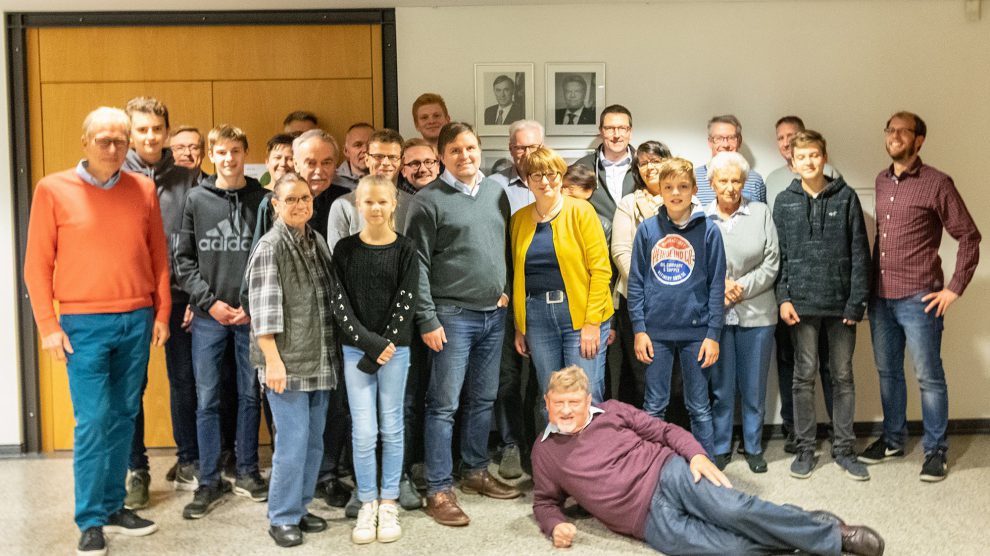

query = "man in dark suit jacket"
[[570, 104, 636, 223], [484, 75, 525, 126], [555, 74, 596, 125]]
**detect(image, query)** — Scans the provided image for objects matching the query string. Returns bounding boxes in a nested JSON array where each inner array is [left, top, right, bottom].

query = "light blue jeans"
[[267, 388, 329, 526], [343, 345, 410, 502]]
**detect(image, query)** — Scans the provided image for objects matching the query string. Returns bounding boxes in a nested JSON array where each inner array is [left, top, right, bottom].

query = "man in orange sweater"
[[24, 106, 171, 556]]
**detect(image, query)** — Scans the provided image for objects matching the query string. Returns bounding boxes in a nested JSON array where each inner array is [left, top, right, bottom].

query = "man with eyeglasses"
[[398, 138, 440, 194], [479, 120, 543, 481], [120, 97, 201, 510], [333, 123, 374, 190], [26, 106, 170, 555], [572, 105, 636, 224], [325, 129, 413, 251], [695, 115, 766, 206], [170, 126, 207, 180], [860, 111, 981, 482]]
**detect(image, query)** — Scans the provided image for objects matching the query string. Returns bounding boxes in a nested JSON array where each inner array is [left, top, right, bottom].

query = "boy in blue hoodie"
[[175, 125, 270, 519], [627, 158, 726, 456]]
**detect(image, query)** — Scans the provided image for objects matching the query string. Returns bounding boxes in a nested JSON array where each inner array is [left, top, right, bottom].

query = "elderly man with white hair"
[[25, 106, 171, 555], [532, 366, 885, 556]]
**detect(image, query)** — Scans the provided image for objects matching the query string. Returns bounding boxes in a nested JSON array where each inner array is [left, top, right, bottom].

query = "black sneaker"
[[182, 482, 228, 519], [344, 491, 361, 519], [234, 471, 269, 502], [790, 449, 818, 479], [219, 450, 237, 484], [714, 453, 732, 471], [77, 526, 107, 556], [859, 436, 904, 464], [166, 462, 178, 483], [173, 461, 199, 491], [920, 449, 947, 482], [745, 452, 768, 474], [105, 508, 159, 536], [318, 478, 351, 508]]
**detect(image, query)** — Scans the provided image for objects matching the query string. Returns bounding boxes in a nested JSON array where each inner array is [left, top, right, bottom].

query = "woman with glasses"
[[510, 147, 613, 409], [610, 141, 673, 408], [245, 173, 340, 547]]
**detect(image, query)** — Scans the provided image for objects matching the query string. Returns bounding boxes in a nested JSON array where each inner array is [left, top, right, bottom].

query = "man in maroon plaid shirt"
[[860, 111, 981, 482]]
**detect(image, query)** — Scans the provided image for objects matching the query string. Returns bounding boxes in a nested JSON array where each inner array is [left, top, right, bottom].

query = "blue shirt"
[[76, 159, 121, 189], [441, 169, 485, 197], [525, 221, 567, 294], [694, 164, 766, 206], [484, 167, 534, 215]]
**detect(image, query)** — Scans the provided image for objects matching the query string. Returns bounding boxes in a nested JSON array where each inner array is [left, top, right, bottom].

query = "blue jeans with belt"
[[524, 290, 609, 423], [424, 305, 505, 495], [870, 293, 949, 454], [643, 456, 840, 555], [61, 307, 153, 531]]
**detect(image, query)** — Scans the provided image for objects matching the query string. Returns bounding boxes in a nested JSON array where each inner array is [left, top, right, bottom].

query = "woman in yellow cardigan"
[[511, 147, 613, 405]]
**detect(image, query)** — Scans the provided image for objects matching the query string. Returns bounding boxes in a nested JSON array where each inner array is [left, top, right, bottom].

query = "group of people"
[[23, 90, 979, 556]]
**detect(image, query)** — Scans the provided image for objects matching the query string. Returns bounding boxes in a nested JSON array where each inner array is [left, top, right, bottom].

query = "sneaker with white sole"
[[104, 508, 159, 536], [233, 471, 268, 502], [859, 436, 904, 464], [173, 461, 199, 491], [377, 502, 402, 543], [352, 500, 378, 544], [77, 526, 106, 556], [834, 452, 870, 481], [920, 448, 947, 482]]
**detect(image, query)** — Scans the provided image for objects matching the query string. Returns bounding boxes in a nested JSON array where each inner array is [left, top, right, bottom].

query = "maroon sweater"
[[531, 400, 706, 540]]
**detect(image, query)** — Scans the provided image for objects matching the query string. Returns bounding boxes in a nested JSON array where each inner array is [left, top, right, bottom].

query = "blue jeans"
[[191, 315, 259, 486], [343, 345, 409, 502], [643, 457, 840, 555], [643, 339, 714, 456], [711, 325, 775, 455], [525, 292, 609, 424], [424, 305, 505, 494], [870, 293, 949, 454], [267, 388, 329, 526], [61, 307, 153, 531], [791, 317, 857, 454]]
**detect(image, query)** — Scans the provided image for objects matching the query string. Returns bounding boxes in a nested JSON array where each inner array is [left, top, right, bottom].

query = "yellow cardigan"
[[510, 196, 614, 334]]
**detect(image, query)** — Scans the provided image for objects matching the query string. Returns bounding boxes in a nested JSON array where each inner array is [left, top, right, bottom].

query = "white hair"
[[508, 120, 545, 144], [81, 107, 129, 139], [707, 151, 750, 182]]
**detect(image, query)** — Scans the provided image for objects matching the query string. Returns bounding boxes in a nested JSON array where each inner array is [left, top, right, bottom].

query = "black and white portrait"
[[475, 63, 534, 136], [546, 63, 606, 136]]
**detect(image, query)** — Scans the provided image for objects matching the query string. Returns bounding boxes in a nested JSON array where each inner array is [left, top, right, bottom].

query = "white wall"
[[1, 1, 987, 447]]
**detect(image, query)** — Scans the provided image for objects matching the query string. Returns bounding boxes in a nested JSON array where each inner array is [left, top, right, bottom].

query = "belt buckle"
[[546, 290, 564, 304]]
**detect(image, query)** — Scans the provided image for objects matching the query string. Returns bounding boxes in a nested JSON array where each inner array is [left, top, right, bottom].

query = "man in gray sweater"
[[404, 122, 520, 527]]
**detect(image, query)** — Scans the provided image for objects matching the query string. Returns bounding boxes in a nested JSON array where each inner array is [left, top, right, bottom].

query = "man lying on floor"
[[531, 365, 885, 556]]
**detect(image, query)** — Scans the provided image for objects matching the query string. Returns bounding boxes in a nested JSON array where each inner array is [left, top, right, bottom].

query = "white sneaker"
[[352, 501, 378, 544], [377, 502, 402, 543]]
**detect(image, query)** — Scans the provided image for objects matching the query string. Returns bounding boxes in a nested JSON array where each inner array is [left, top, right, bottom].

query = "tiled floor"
[[3, 436, 988, 555]]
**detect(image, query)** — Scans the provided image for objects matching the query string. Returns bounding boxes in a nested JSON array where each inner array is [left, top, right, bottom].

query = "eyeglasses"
[[638, 158, 665, 168], [279, 195, 313, 206], [403, 159, 439, 170], [883, 127, 916, 137], [709, 134, 740, 145], [93, 138, 129, 150], [171, 144, 202, 154], [368, 153, 401, 165], [509, 143, 542, 155], [601, 125, 631, 135], [528, 171, 561, 182]]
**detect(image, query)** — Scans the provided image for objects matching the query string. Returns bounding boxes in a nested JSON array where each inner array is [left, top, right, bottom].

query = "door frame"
[[5, 9, 399, 454]]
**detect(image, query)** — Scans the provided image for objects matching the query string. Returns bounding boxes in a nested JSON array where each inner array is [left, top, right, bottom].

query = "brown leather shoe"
[[840, 524, 885, 556], [425, 490, 470, 527], [460, 469, 522, 499]]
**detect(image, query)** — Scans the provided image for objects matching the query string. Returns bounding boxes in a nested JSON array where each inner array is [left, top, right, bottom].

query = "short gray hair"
[[81, 107, 129, 139], [508, 120, 544, 145], [707, 151, 750, 183], [293, 128, 339, 159]]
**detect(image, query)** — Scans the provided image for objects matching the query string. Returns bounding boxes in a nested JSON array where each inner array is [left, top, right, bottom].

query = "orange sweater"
[[24, 169, 171, 337]]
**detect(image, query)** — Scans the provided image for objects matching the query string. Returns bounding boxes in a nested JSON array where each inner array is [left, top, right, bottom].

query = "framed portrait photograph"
[[545, 62, 606, 136], [474, 63, 535, 136], [481, 149, 513, 176]]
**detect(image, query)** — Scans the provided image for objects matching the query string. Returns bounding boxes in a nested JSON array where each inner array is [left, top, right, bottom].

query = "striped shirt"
[[874, 159, 981, 299], [246, 222, 339, 391], [695, 164, 766, 206]]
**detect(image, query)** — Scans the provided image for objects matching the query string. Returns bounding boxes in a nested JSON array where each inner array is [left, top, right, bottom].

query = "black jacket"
[[571, 145, 637, 223], [772, 177, 871, 321]]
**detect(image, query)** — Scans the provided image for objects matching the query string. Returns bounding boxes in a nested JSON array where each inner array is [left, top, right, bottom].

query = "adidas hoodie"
[[627, 204, 726, 342], [175, 174, 268, 317]]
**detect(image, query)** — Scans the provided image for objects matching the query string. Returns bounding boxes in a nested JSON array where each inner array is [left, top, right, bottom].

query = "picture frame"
[[474, 63, 535, 136], [481, 149, 513, 176], [545, 62, 605, 136]]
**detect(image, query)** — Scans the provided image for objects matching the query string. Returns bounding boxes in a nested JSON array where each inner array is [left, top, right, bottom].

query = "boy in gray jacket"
[[773, 130, 870, 481]]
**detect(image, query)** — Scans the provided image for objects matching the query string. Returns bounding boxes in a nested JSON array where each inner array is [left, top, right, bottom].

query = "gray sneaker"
[[835, 452, 870, 481], [173, 461, 199, 491], [398, 473, 422, 510], [124, 469, 150, 510], [499, 445, 523, 479], [790, 449, 818, 479], [344, 491, 362, 519]]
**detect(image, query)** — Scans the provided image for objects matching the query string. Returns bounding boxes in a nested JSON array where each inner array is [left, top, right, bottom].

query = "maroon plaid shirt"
[[874, 158, 981, 299]]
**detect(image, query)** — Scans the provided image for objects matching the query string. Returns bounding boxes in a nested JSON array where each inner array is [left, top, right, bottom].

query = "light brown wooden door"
[[28, 23, 383, 451]]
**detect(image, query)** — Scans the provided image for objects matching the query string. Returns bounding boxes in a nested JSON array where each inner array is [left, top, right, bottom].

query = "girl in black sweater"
[[330, 175, 418, 544]]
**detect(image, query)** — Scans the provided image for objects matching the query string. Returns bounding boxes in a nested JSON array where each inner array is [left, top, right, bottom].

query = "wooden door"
[[28, 23, 384, 451]]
